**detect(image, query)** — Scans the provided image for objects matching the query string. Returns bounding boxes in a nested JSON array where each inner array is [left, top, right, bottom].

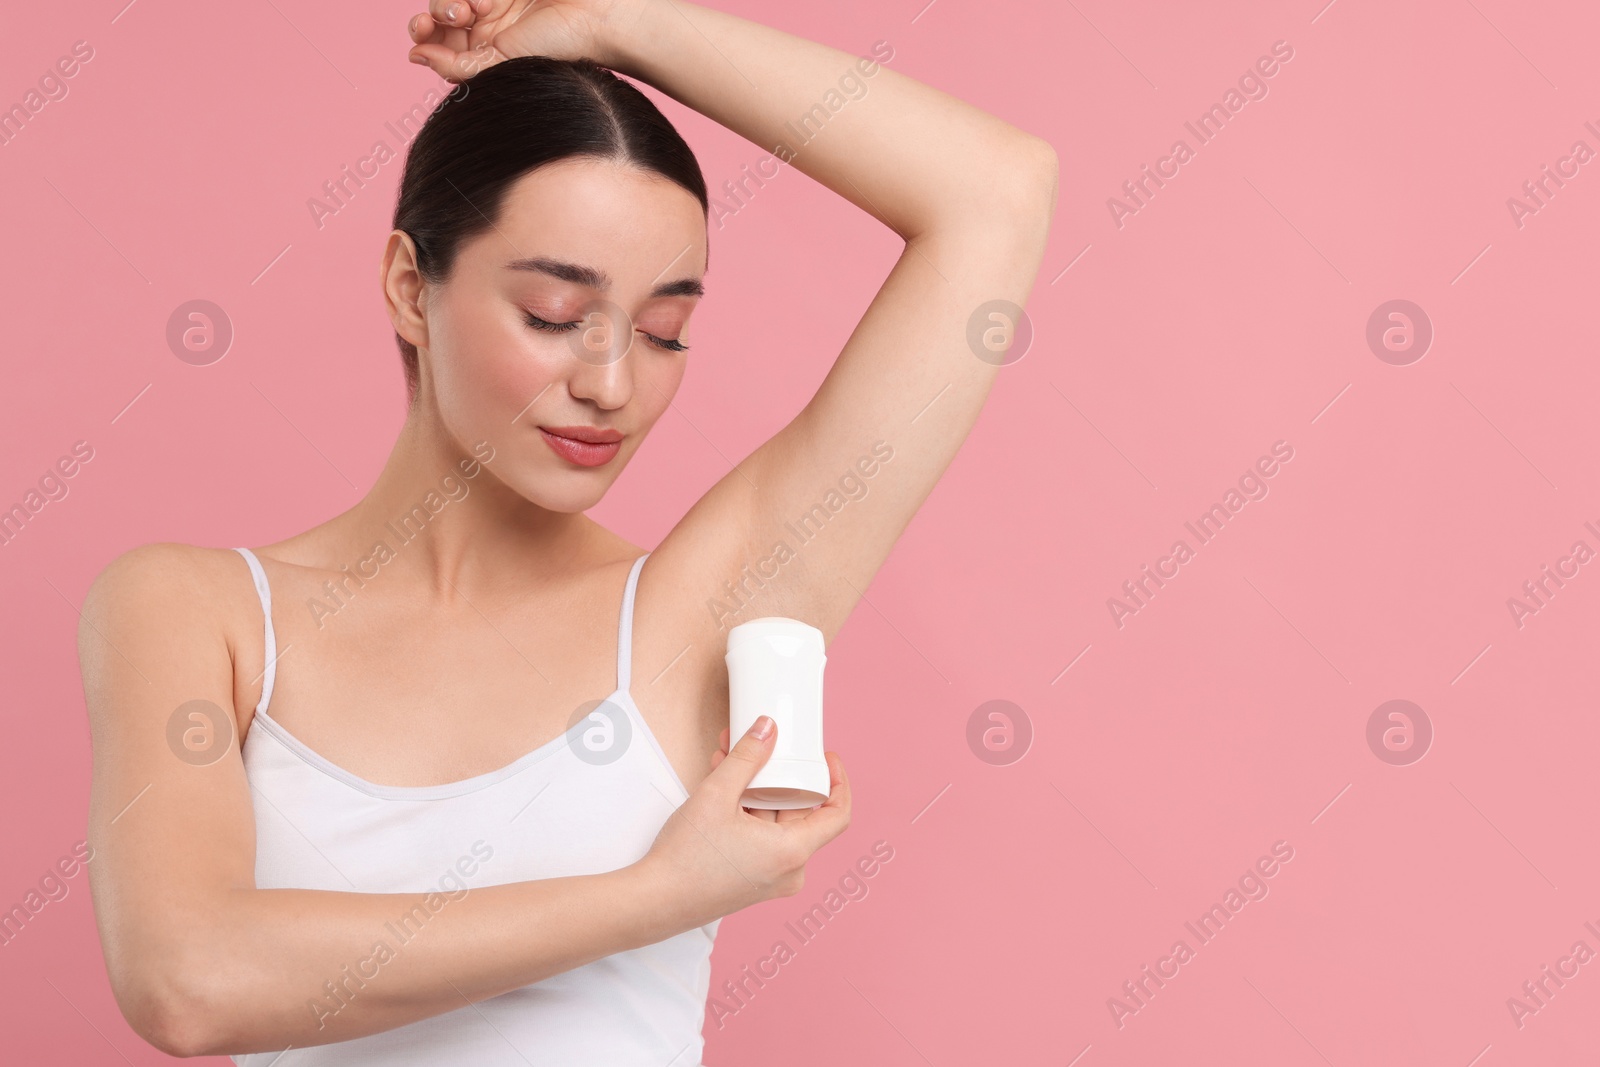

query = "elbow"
[[903, 135, 1060, 245], [115, 953, 233, 1057], [124, 995, 208, 1058], [138, 1008, 214, 1059], [1007, 135, 1060, 222], [123, 983, 216, 1058]]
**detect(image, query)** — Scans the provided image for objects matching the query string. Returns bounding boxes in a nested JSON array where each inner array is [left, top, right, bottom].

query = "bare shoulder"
[[82, 542, 251, 629], [79, 542, 264, 733]]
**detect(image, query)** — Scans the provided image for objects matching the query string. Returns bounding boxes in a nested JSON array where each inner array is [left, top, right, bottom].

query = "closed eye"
[[524, 312, 689, 353]]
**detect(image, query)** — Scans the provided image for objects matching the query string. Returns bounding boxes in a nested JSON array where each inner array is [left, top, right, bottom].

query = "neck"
[[316, 393, 596, 600]]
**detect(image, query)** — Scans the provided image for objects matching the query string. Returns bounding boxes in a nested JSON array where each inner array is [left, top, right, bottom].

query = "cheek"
[[639, 353, 687, 418], [431, 292, 555, 419]]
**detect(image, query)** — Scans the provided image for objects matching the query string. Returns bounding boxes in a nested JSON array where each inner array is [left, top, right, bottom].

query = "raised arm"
[[619, 4, 1056, 680], [79, 544, 846, 1056]]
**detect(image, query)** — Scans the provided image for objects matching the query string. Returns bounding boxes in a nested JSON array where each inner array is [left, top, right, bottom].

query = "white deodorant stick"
[[725, 617, 830, 810]]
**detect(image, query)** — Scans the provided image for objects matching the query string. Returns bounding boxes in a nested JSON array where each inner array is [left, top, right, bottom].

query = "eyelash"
[[523, 312, 689, 353]]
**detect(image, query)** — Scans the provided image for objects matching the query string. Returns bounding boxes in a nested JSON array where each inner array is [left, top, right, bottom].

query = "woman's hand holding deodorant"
[[638, 715, 849, 927], [637, 618, 846, 926]]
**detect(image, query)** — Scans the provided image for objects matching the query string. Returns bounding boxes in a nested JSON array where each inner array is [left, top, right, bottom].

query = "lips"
[[538, 425, 624, 467], [540, 425, 623, 444]]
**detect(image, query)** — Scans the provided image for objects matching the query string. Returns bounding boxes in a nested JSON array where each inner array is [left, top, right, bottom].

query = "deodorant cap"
[[727, 616, 824, 654]]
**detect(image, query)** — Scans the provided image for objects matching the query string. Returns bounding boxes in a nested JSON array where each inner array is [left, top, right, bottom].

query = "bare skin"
[[78, 0, 1057, 1057]]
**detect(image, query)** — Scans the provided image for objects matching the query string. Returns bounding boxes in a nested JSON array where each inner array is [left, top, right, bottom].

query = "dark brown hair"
[[391, 56, 708, 402]]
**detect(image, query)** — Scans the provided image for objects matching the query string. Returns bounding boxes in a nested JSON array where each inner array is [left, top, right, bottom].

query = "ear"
[[381, 230, 429, 351]]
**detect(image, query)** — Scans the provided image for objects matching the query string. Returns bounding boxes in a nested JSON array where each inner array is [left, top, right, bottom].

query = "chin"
[[521, 468, 618, 514]]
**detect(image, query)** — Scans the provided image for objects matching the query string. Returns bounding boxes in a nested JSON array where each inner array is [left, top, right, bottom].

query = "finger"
[[407, 43, 456, 77], [791, 751, 851, 848], [429, 0, 479, 28], [407, 10, 469, 43], [409, 41, 501, 81], [703, 716, 776, 801], [745, 805, 778, 822], [474, 0, 519, 19], [778, 749, 841, 821], [707, 727, 730, 774], [409, 10, 471, 50]]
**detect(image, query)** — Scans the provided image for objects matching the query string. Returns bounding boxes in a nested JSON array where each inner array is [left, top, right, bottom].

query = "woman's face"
[[408, 156, 707, 513]]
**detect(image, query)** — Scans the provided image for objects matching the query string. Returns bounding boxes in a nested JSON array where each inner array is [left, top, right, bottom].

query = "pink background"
[[3, 0, 1598, 1063]]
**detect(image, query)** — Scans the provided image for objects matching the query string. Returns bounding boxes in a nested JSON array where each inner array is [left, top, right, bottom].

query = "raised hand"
[[406, 0, 633, 81]]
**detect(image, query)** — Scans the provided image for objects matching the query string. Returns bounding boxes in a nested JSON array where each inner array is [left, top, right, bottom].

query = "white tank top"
[[229, 547, 717, 1066]]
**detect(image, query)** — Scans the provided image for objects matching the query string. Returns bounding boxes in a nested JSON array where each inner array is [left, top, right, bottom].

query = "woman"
[[78, 0, 1056, 1061]]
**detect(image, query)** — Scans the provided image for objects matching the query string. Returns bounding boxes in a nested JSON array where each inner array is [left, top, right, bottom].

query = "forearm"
[[140, 863, 687, 1056], [606, 0, 1053, 240]]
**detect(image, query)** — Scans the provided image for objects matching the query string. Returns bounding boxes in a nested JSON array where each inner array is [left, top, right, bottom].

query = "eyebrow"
[[505, 256, 704, 299]]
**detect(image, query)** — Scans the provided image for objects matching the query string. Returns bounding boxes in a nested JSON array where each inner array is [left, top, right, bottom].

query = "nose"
[[565, 307, 635, 410], [568, 351, 633, 410]]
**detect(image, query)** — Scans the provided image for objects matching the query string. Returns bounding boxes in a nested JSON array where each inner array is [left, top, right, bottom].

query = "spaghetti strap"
[[616, 552, 650, 694], [232, 546, 278, 716]]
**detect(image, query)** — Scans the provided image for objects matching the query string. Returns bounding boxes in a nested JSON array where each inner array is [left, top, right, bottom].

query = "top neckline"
[[231, 547, 660, 801], [245, 687, 645, 801]]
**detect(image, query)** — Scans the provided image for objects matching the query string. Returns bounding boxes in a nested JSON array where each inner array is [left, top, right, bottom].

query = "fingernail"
[[411, 54, 429, 65], [447, 2, 463, 21], [752, 715, 774, 740]]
